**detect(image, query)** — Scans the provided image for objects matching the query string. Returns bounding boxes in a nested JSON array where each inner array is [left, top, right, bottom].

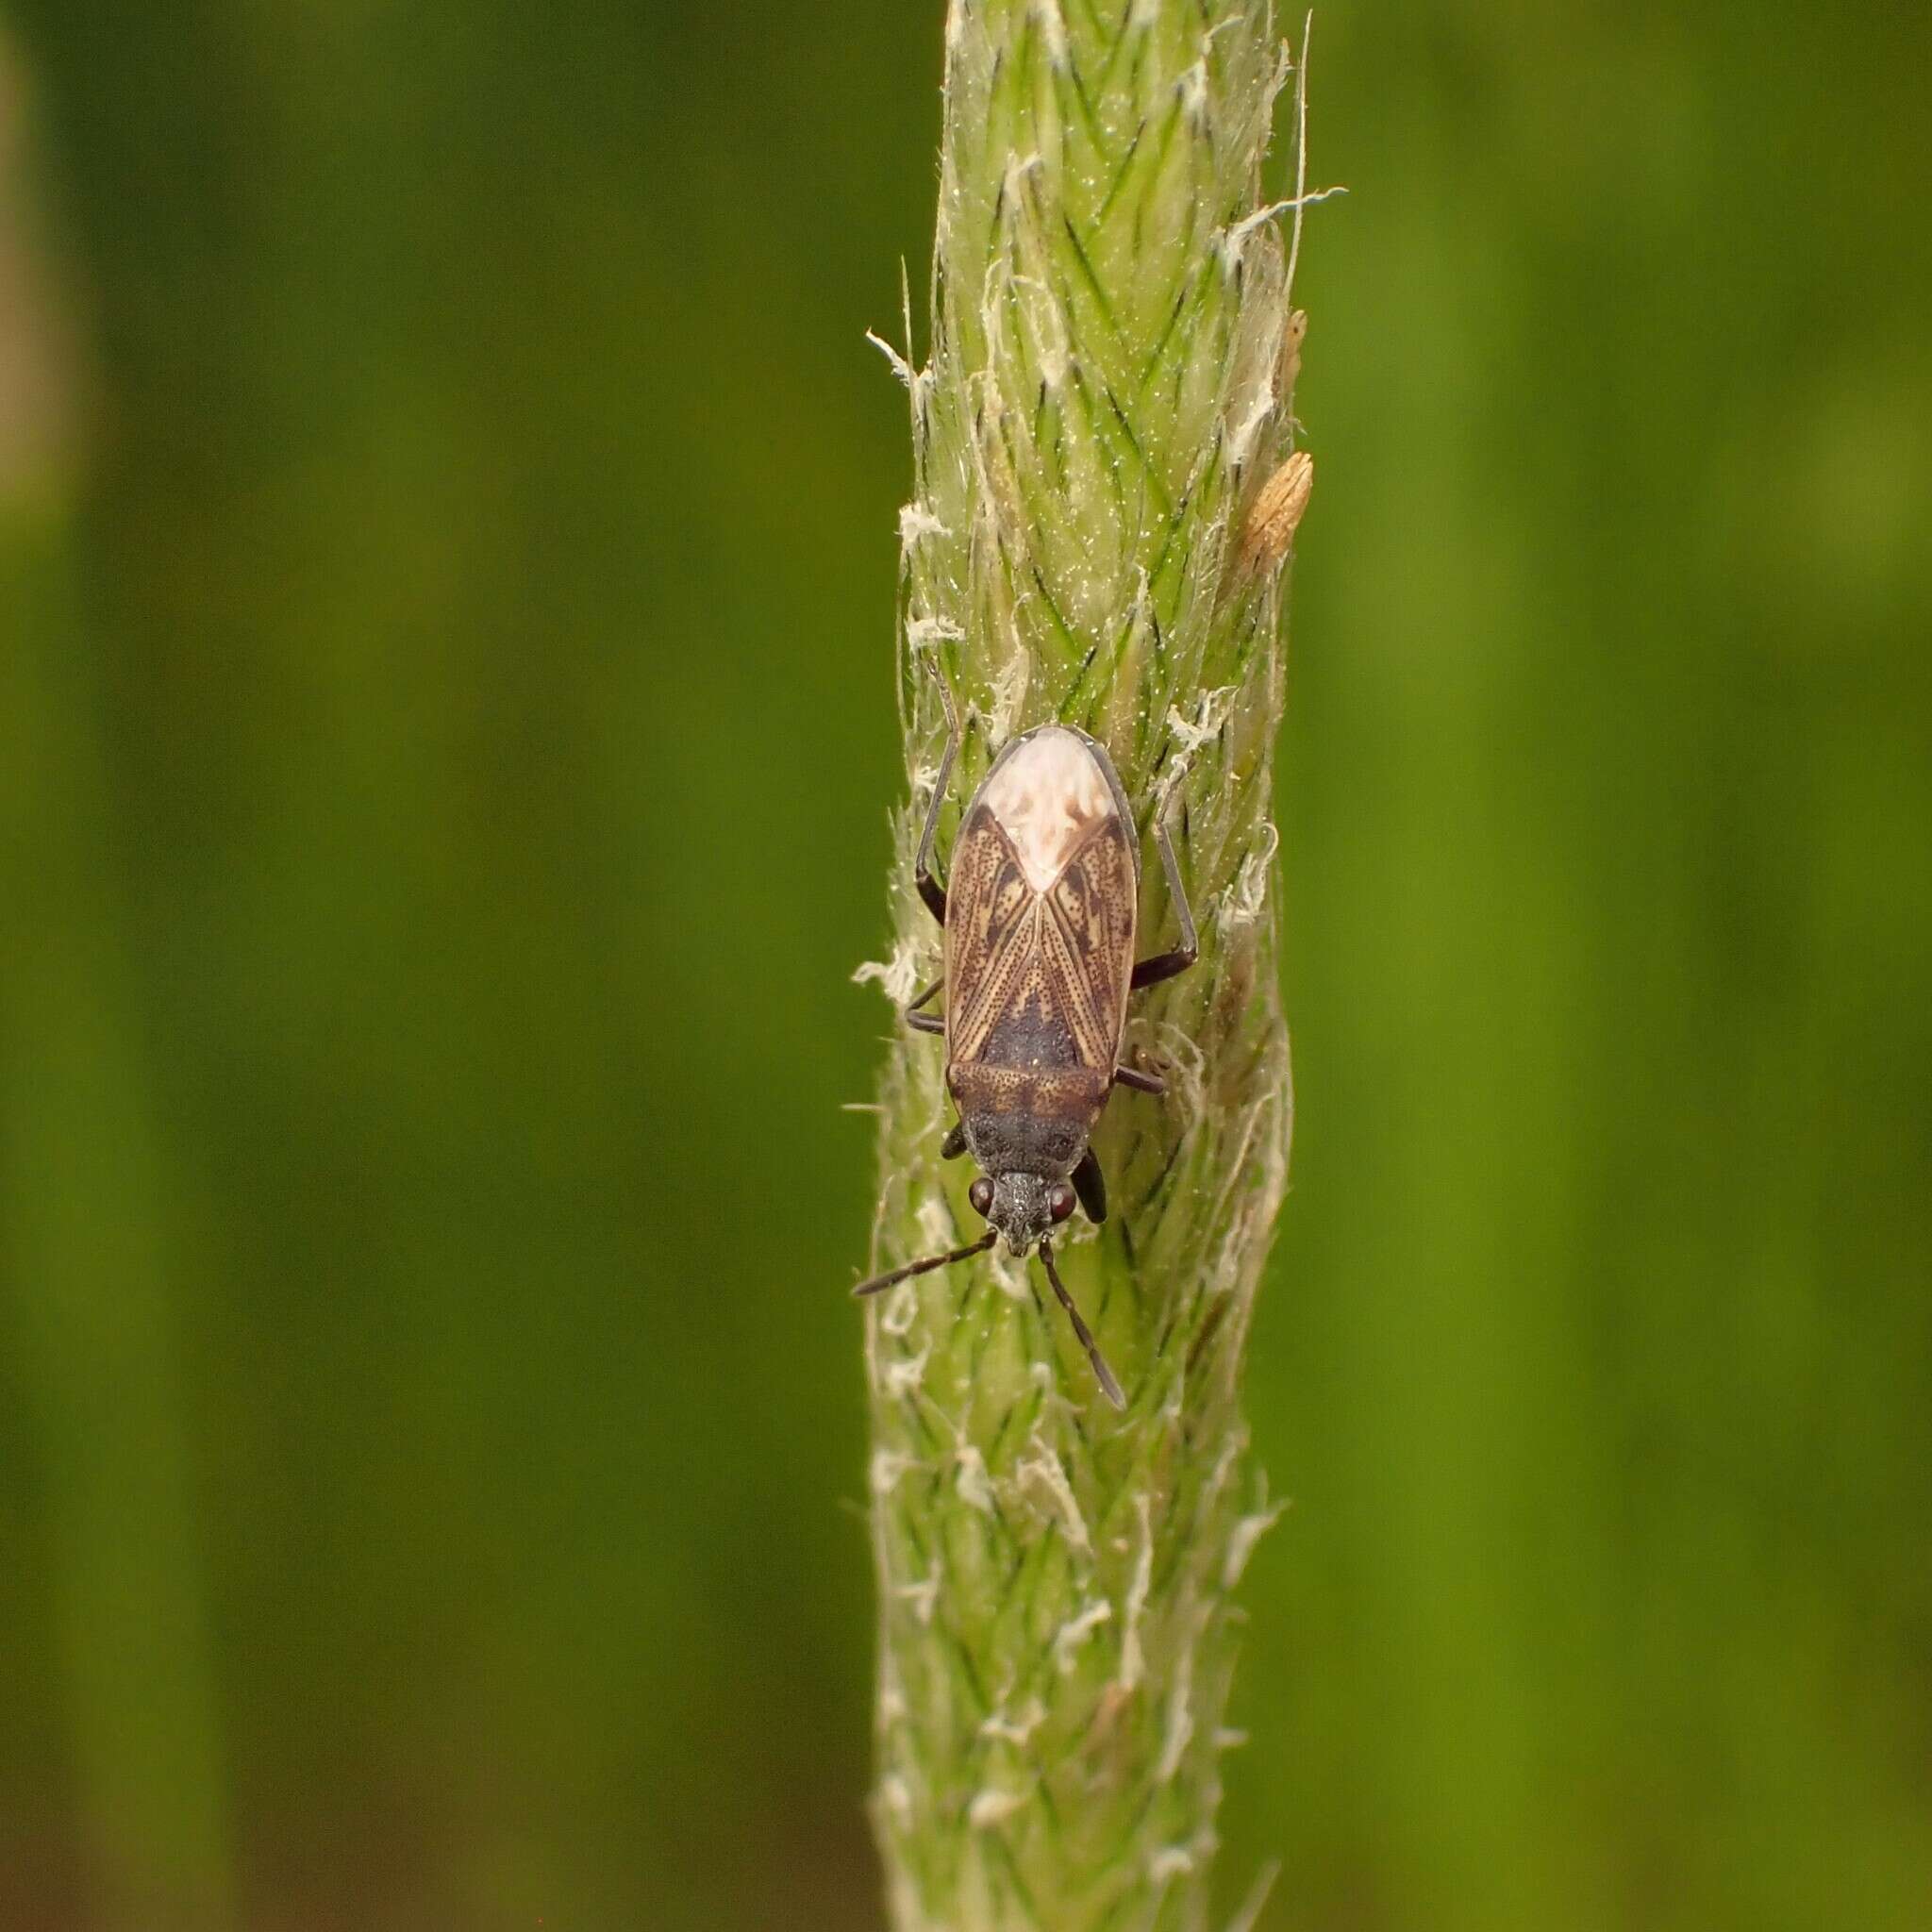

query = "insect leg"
[[1130, 783, 1201, 991], [1072, 1145, 1108, 1224], [940, 1120, 967, 1159], [912, 662, 963, 927], [906, 976, 945, 1037], [1113, 1062, 1166, 1096]]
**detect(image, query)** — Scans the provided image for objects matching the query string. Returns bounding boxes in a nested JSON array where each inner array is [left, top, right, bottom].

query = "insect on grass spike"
[[852, 663, 1199, 1408]]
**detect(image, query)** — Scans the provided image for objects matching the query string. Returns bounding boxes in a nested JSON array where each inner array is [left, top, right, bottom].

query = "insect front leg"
[[906, 976, 945, 1037], [912, 661, 963, 927], [1072, 1145, 1108, 1224], [940, 1120, 967, 1159], [1112, 1062, 1165, 1097], [1130, 783, 1201, 991]]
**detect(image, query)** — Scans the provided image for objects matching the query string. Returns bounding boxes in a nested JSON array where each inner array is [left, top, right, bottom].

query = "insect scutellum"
[[853, 663, 1199, 1409]]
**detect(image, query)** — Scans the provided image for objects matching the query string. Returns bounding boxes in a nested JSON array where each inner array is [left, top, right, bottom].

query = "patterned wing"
[[947, 810, 1137, 1074], [1039, 813, 1138, 1069], [944, 807, 1041, 1061]]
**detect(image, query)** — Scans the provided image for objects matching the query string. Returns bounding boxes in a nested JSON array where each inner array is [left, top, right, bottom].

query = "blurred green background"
[[1, 4, 1927, 1928]]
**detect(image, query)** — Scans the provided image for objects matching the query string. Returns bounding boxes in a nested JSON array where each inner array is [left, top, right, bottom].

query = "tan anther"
[[1237, 451, 1314, 578]]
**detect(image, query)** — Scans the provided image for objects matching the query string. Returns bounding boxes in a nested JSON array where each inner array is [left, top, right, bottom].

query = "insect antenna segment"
[[1040, 1241, 1125, 1409], [852, 1230, 997, 1298]]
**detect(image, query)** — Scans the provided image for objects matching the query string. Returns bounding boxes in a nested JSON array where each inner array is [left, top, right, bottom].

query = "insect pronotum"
[[856, 667, 1198, 1407]]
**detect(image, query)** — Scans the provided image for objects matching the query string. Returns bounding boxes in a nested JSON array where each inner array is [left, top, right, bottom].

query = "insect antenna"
[[1039, 1241, 1125, 1409], [852, 1229, 997, 1298]]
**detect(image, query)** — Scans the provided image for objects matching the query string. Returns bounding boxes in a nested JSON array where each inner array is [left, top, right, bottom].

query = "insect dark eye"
[[1049, 1184, 1076, 1223], [969, 1177, 994, 1217]]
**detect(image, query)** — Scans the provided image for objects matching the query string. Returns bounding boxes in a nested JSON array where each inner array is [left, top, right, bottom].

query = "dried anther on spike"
[[1237, 451, 1315, 579]]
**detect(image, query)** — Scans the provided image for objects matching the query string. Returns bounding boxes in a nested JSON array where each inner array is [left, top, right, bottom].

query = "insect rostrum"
[[855, 671, 1197, 1408]]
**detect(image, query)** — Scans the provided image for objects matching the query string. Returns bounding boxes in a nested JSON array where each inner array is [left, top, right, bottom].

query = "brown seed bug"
[[856, 669, 1198, 1407]]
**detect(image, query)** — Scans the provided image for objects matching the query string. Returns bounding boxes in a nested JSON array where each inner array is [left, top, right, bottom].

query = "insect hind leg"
[[1130, 781, 1200, 991], [912, 660, 963, 927]]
